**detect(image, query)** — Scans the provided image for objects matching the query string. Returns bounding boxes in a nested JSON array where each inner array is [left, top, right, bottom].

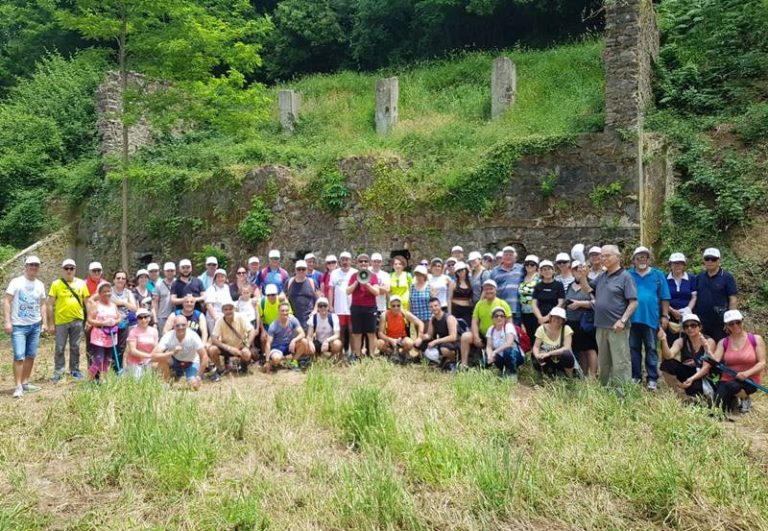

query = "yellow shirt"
[[48, 278, 90, 325], [389, 271, 412, 311]]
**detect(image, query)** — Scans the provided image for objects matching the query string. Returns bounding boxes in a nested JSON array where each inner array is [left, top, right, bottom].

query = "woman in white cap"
[[566, 261, 598, 378], [389, 255, 412, 311], [111, 271, 137, 371], [205, 269, 233, 333], [485, 305, 524, 380], [409, 265, 432, 324], [133, 269, 156, 326], [320, 255, 337, 300], [665, 252, 697, 345], [657, 313, 716, 399], [531, 260, 565, 326], [710, 310, 766, 416], [532, 306, 576, 377], [448, 261, 473, 325], [126, 307, 158, 378], [554, 252, 575, 292], [518, 254, 540, 339]]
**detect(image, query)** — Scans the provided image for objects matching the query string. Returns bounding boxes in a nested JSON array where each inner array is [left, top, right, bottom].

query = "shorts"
[[350, 306, 377, 334], [273, 343, 290, 356], [417, 340, 459, 353], [170, 357, 200, 380], [338, 314, 351, 328], [11, 322, 42, 361]]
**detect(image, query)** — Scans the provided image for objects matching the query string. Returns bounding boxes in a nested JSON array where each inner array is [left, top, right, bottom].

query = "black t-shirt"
[[171, 276, 205, 311], [533, 280, 565, 317]]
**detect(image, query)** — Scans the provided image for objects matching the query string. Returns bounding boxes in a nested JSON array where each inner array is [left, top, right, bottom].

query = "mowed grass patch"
[[1, 357, 768, 528]]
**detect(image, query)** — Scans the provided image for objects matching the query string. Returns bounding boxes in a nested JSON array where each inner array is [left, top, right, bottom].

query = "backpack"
[[312, 312, 334, 331], [514, 323, 531, 354], [723, 333, 757, 352]]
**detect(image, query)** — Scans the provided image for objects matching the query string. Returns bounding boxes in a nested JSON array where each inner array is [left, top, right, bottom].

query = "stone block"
[[491, 56, 516, 119], [375, 77, 399, 135], [278, 90, 302, 134]]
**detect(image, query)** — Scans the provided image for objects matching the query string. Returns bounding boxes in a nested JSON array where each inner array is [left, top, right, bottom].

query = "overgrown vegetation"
[[237, 197, 273, 245]]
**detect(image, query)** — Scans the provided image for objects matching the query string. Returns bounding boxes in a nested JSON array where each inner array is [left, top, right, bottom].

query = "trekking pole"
[[108, 327, 122, 373], [701, 354, 768, 394]]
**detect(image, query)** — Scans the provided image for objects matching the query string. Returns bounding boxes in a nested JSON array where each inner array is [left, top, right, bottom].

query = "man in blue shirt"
[[694, 247, 738, 342], [490, 246, 524, 323], [628, 246, 671, 391]]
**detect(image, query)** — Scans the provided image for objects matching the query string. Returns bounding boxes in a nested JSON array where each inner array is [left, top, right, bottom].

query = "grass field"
[[1, 336, 768, 530]]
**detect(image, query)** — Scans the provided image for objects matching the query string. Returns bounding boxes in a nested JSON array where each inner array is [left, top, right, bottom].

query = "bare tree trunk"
[[119, 13, 129, 272]]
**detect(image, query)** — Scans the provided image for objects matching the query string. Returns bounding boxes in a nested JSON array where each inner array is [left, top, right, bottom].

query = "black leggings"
[[534, 348, 576, 374], [715, 379, 757, 413], [660, 359, 704, 397], [521, 313, 538, 341]]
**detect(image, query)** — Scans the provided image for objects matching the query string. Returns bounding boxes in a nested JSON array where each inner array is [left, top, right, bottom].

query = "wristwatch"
[[620, 318, 627, 325]]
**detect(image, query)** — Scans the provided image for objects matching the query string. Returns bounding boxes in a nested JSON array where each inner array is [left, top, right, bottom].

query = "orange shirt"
[[385, 310, 407, 339]]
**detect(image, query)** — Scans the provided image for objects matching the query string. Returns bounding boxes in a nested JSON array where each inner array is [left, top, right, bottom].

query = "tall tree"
[[57, 0, 270, 269]]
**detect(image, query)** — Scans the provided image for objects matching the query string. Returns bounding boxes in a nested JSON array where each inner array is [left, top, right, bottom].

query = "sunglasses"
[[525, 262, 537, 267], [297, 267, 307, 271], [703, 257, 719, 262], [419, 262, 428, 266], [556, 261, 569, 265], [726, 320, 743, 326], [326, 261, 337, 264], [137, 315, 150, 320], [237, 271, 246, 275], [90, 269, 102, 272], [175, 324, 187, 329], [63, 266, 75, 271], [493, 314, 506, 318], [683, 323, 700, 329], [390, 304, 401, 308], [358, 260, 368, 264], [317, 303, 328, 308]]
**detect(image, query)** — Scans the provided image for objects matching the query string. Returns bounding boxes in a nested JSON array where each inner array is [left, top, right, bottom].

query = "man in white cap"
[[490, 246, 524, 323], [152, 317, 207, 390], [199, 256, 218, 290], [258, 250, 289, 294], [370, 252, 390, 317], [329, 251, 357, 353], [171, 258, 205, 312], [460, 279, 511, 368], [246, 256, 261, 289], [451, 245, 465, 262], [445, 256, 458, 283], [628, 246, 671, 390], [377, 296, 424, 363], [694, 247, 738, 342], [285, 260, 318, 331], [304, 253, 323, 287], [204, 268, 233, 333], [146, 262, 160, 294], [482, 253, 495, 270], [154, 262, 177, 334], [307, 297, 343, 360], [85, 261, 104, 301], [587, 246, 603, 280], [210, 300, 255, 375], [468, 251, 490, 304], [47, 259, 90, 383], [4, 256, 48, 398]]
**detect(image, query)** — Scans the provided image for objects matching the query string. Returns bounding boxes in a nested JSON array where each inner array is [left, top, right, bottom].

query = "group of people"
[[5, 244, 765, 417]]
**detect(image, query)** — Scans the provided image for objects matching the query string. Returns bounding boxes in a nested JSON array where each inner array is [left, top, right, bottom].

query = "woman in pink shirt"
[[87, 283, 120, 379], [126, 307, 159, 378]]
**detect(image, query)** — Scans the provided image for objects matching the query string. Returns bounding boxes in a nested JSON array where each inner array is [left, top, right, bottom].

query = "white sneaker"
[[12, 386, 23, 398], [647, 380, 657, 391], [22, 383, 41, 393], [740, 398, 752, 414]]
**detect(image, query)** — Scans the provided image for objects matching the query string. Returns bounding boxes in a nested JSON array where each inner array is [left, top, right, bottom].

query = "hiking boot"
[[71, 371, 84, 381], [647, 380, 657, 391], [22, 383, 41, 393], [51, 372, 64, 385], [12, 386, 23, 398], [740, 398, 752, 414]]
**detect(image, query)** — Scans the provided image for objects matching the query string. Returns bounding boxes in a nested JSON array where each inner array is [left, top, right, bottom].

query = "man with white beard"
[[627, 246, 671, 391]]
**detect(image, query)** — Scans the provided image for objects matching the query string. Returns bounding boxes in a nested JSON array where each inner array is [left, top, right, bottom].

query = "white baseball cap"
[[325, 254, 338, 262], [483, 253, 494, 260], [424, 347, 440, 362], [147, 262, 159, 271], [135, 269, 149, 277], [468, 251, 482, 262], [179, 259, 192, 268], [549, 307, 567, 320], [632, 246, 651, 258], [268, 250, 281, 259], [221, 300, 235, 308], [413, 265, 429, 277], [24, 255, 41, 265], [295, 260, 308, 269], [88, 261, 103, 270], [304, 253, 316, 261], [451, 245, 464, 253], [502, 246, 516, 253], [669, 253, 686, 263], [524, 255, 539, 265], [539, 260, 554, 269], [389, 295, 402, 304], [270, 348, 283, 358], [483, 279, 498, 288], [265, 284, 278, 295], [495, 251, 503, 258], [339, 251, 352, 259], [703, 248, 721, 259], [163, 261, 176, 271], [681, 313, 701, 325], [205, 256, 218, 266], [62, 259, 76, 268], [491, 306, 508, 316], [723, 310, 744, 324], [371, 252, 383, 262], [317, 297, 329, 306], [588, 246, 602, 255], [555, 252, 571, 262], [445, 257, 457, 265], [571, 260, 583, 268], [248, 256, 260, 264], [454, 261, 468, 271], [136, 308, 151, 317], [214, 268, 227, 277]]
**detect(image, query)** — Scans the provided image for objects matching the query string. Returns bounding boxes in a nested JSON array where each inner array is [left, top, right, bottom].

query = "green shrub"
[[732, 102, 768, 144], [193, 244, 229, 272], [0, 189, 53, 248], [539, 169, 559, 197], [306, 164, 350, 214], [237, 197, 273, 245], [589, 181, 624, 209]]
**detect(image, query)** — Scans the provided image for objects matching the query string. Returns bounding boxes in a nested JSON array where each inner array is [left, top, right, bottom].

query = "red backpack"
[[514, 323, 531, 354]]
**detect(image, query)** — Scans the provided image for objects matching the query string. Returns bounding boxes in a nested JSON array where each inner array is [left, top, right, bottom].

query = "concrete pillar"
[[278, 90, 302, 134], [491, 57, 516, 119], [375, 77, 399, 135]]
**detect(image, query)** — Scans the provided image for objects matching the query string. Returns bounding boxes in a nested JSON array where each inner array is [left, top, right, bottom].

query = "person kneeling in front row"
[[151, 319, 208, 390], [264, 302, 309, 372], [486, 306, 524, 380], [532, 307, 576, 377], [307, 297, 344, 361], [419, 298, 459, 371], [377, 296, 424, 363], [209, 301, 254, 375], [658, 313, 716, 400]]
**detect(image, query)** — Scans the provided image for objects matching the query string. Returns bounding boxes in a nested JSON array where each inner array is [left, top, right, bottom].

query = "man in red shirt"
[[346, 253, 380, 361]]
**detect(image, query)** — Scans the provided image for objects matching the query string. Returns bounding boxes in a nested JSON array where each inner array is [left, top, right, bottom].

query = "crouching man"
[[377, 296, 424, 363], [152, 319, 208, 390], [419, 298, 459, 371], [307, 297, 344, 360], [264, 302, 309, 372], [209, 301, 255, 375]]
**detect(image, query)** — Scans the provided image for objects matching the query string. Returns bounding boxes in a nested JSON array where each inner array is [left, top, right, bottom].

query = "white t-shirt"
[[6, 275, 46, 326], [330, 267, 357, 316], [429, 274, 452, 307], [374, 269, 391, 312], [235, 298, 256, 323], [308, 311, 340, 343], [486, 323, 517, 350], [158, 329, 205, 363], [205, 284, 233, 316]]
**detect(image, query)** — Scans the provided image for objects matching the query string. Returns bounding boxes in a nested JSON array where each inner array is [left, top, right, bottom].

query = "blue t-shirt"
[[268, 315, 301, 347], [490, 263, 524, 315], [694, 268, 737, 324], [666, 272, 696, 311], [628, 267, 671, 329], [260, 267, 289, 294]]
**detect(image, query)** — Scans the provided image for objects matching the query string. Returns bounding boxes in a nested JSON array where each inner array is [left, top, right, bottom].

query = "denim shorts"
[[170, 357, 200, 380], [11, 322, 42, 362]]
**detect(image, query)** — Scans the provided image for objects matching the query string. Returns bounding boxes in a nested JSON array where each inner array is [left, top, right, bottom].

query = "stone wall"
[[0, 226, 79, 293], [95, 71, 157, 157]]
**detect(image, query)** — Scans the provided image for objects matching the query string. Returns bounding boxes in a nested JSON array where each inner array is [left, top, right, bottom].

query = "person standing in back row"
[[694, 248, 738, 343], [491, 246, 524, 323], [47, 259, 90, 383], [585, 245, 637, 388]]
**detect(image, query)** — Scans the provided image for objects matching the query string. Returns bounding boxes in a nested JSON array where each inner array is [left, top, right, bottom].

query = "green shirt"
[[472, 297, 512, 335]]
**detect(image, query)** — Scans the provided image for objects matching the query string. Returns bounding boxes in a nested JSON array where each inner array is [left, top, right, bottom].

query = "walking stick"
[[701, 354, 768, 394], [108, 327, 122, 373]]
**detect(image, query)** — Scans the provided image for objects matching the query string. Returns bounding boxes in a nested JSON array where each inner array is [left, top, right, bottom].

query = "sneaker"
[[208, 371, 221, 382], [71, 371, 84, 381], [12, 386, 23, 398], [22, 383, 41, 393], [740, 398, 752, 414], [287, 359, 300, 372], [51, 372, 64, 385], [647, 380, 657, 391]]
